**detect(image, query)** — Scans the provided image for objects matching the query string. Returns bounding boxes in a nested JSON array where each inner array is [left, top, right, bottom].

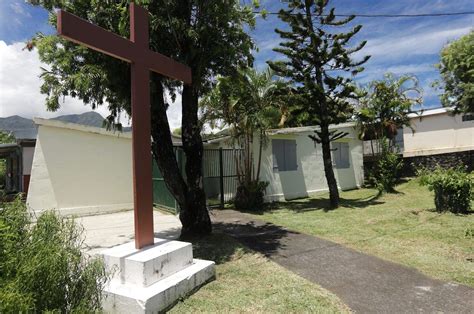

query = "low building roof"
[[267, 122, 357, 135], [408, 107, 452, 119], [34, 118, 186, 146]]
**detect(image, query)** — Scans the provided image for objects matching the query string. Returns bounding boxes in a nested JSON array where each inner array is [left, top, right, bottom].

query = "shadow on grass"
[[246, 192, 386, 214], [190, 220, 296, 260], [182, 232, 256, 265]]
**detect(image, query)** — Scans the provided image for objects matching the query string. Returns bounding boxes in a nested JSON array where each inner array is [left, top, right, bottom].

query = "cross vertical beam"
[[130, 4, 154, 248]]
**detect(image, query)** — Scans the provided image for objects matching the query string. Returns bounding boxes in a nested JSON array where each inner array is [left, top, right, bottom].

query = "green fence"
[[152, 148, 241, 213], [152, 148, 183, 212]]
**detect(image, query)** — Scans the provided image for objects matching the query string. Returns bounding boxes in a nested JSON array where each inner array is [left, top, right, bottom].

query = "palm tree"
[[200, 67, 288, 206], [356, 73, 423, 155]]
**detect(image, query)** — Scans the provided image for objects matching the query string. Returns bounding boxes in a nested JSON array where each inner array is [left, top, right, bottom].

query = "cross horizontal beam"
[[57, 10, 192, 84]]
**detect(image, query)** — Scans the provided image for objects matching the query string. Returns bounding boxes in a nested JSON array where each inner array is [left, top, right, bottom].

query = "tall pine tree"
[[268, 0, 369, 208]]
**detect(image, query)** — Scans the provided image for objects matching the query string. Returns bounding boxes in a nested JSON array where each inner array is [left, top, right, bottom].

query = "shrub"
[[0, 196, 109, 312], [418, 166, 473, 214], [371, 138, 403, 193], [234, 180, 269, 211]]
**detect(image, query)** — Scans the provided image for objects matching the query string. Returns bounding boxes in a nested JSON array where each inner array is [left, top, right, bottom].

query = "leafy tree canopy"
[[436, 30, 474, 113], [356, 73, 422, 143]]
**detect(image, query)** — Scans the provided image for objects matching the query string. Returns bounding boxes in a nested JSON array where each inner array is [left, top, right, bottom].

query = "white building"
[[27, 118, 135, 216], [259, 123, 364, 201], [208, 122, 364, 202], [403, 108, 474, 158], [27, 117, 364, 215]]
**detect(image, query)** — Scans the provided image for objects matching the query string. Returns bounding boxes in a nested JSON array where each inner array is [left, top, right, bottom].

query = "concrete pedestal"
[[101, 238, 215, 313]]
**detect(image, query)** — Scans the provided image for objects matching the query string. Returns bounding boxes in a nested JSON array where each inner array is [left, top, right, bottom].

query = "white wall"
[[22, 146, 34, 175], [258, 126, 364, 202], [27, 120, 133, 216], [403, 112, 474, 157]]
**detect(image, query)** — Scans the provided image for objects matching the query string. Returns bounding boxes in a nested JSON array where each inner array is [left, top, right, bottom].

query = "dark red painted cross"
[[57, 3, 191, 249]]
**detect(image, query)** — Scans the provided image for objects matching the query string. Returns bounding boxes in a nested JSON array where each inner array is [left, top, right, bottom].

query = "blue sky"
[[0, 0, 473, 126]]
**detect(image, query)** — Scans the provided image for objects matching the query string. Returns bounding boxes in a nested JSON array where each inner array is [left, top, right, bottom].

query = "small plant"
[[371, 138, 403, 193], [418, 166, 473, 214], [234, 180, 269, 211], [0, 196, 109, 312]]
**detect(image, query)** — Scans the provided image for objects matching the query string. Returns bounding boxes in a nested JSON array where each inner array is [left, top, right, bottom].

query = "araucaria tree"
[[268, 0, 369, 208], [28, 0, 256, 237]]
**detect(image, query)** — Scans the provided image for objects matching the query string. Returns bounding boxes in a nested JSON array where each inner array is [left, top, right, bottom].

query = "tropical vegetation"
[[0, 197, 109, 312], [436, 30, 474, 113], [201, 67, 288, 210]]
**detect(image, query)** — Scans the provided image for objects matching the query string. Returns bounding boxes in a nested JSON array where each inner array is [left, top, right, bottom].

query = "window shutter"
[[272, 139, 285, 171], [340, 142, 350, 168], [285, 140, 298, 171]]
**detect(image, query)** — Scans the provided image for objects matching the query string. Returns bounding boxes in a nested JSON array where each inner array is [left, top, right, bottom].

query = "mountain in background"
[[51, 111, 105, 127], [0, 111, 115, 140]]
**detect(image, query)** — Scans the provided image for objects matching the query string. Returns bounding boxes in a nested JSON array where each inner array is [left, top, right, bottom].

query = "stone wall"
[[363, 150, 473, 180], [402, 150, 473, 176]]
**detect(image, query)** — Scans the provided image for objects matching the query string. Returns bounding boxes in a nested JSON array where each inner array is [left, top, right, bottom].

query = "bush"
[[0, 196, 109, 312], [234, 180, 269, 211], [418, 166, 473, 214], [371, 138, 403, 193]]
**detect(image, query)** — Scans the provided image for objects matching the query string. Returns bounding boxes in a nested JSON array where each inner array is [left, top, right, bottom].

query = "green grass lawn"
[[170, 233, 349, 313], [245, 179, 474, 287]]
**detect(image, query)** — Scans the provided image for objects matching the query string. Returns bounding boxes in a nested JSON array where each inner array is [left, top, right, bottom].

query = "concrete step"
[[102, 238, 193, 287], [103, 258, 215, 313]]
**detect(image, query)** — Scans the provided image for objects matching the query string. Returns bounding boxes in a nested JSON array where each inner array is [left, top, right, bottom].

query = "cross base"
[[101, 239, 215, 312]]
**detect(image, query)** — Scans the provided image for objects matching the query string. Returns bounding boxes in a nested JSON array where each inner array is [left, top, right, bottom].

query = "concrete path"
[[212, 209, 474, 313], [78, 209, 181, 255]]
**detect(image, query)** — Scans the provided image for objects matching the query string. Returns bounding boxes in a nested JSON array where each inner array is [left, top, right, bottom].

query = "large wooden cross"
[[57, 3, 191, 249]]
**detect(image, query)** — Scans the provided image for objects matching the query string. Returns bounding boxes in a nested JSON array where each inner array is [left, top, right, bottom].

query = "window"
[[272, 139, 298, 172], [462, 114, 474, 122], [332, 142, 350, 169]]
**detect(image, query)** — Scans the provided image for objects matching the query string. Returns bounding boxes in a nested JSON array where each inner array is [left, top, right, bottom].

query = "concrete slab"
[[77, 210, 181, 255]]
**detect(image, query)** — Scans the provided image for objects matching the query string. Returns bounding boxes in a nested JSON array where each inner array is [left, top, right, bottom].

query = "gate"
[[202, 148, 242, 208], [152, 147, 242, 212]]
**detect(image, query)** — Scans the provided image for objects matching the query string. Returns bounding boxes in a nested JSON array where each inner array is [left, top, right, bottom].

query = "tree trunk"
[[150, 77, 187, 209], [256, 131, 264, 181], [321, 123, 340, 208], [180, 84, 212, 238]]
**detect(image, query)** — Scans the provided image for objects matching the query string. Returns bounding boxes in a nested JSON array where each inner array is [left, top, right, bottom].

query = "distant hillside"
[[52, 111, 105, 127], [0, 112, 110, 140], [0, 115, 37, 139]]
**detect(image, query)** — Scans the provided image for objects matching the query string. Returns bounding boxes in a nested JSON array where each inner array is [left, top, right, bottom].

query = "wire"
[[253, 11, 474, 18]]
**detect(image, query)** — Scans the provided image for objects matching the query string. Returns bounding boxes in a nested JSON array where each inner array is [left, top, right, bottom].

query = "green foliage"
[[28, 0, 257, 120], [356, 73, 422, 152], [234, 180, 269, 211], [371, 138, 403, 193], [418, 167, 473, 214], [436, 31, 474, 113], [0, 196, 109, 312], [201, 67, 288, 183]]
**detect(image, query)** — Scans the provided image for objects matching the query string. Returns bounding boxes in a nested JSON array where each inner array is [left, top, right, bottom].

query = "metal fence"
[[202, 148, 242, 208], [152, 147, 242, 212]]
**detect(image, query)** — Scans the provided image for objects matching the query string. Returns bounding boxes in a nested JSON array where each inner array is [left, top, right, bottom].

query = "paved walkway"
[[79, 209, 181, 255], [212, 209, 474, 313]]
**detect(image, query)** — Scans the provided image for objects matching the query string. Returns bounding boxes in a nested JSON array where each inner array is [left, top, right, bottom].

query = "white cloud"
[[363, 26, 472, 62], [0, 41, 183, 129], [9, 2, 31, 17]]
